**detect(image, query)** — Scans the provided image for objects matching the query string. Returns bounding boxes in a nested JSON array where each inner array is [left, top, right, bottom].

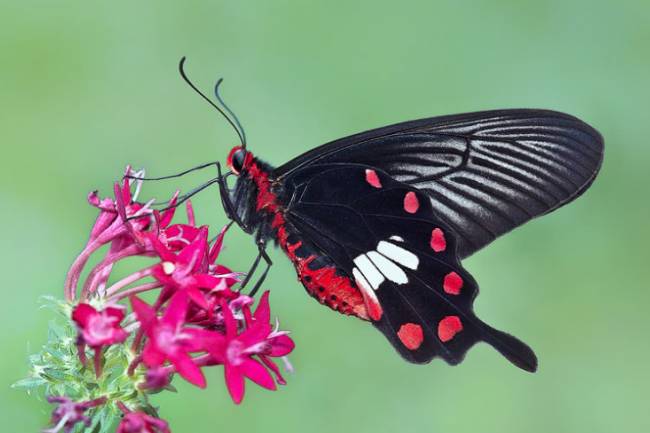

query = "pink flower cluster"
[[46, 169, 294, 433]]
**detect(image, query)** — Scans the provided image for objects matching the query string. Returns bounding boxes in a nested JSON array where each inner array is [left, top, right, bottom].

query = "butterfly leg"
[[238, 242, 273, 297], [216, 162, 251, 232], [238, 248, 263, 290], [247, 245, 272, 297]]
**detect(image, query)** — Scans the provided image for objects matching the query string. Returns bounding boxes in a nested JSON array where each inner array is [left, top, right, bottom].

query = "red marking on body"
[[404, 192, 419, 213], [430, 228, 446, 252], [226, 146, 254, 175], [397, 323, 424, 350], [438, 316, 463, 342], [443, 271, 463, 295], [365, 169, 382, 188], [243, 155, 368, 319], [226, 146, 240, 172], [247, 161, 280, 214]]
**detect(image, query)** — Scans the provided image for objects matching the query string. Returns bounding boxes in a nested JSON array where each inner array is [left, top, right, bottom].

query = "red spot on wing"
[[397, 323, 424, 350], [443, 272, 463, 295], [438, 316, 463, 342], [365, 169, 382, 188], [430, 228, 446, 252], [403, 192, 419, 214]]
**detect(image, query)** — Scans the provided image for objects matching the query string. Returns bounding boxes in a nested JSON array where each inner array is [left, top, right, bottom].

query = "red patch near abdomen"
[[275, 214, 368, 319]]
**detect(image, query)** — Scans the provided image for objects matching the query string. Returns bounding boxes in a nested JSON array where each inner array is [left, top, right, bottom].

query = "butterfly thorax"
[[231, 153, 369, 319]]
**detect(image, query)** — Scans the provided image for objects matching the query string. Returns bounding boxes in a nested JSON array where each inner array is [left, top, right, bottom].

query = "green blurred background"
[[1, 1, 649, 432]]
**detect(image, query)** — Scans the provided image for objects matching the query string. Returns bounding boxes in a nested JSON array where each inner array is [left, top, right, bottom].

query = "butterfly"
[[174, 58, 604, 372]]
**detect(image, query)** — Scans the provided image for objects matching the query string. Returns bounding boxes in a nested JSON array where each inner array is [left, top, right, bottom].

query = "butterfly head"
[[226, 145, 254, 176]]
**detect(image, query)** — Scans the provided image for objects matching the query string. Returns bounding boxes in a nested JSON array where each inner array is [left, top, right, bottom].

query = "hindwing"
[[282, 163, 537, 370]]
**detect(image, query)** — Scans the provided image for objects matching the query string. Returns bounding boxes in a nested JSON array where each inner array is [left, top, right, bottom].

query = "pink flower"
[[71, 304, 128, 349], [131, 292, 217, 388], [38, 165, 299, 433], [208, 292, 295, 404], [150, 225, 238, 311], [141, 366, 172, 390], [44, 396, 106, 433], [145, 200, 201, 253], [71, 303, 129, 376], [150, 227, 211, 308], [65, 169, 158, 301], [116, 411, 170, 433]]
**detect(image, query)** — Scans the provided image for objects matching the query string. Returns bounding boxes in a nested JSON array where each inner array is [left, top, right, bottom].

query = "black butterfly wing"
[[282, 163, 537, 370], [274, 109, 604, 258]]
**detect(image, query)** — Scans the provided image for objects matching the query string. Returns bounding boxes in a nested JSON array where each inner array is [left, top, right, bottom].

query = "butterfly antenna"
[[178, 57, 246, 147], [214, 78, 247, 147]]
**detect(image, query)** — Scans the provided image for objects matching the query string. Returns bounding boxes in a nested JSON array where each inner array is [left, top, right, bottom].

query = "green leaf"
[[11, 376, 47, 390]]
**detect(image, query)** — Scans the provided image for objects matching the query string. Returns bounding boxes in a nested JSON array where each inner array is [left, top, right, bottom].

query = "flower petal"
[[269, 334, 295, 357], [158, 191, 179, 228], [242, 358, 276, 391], [193, 274, 219, 290], [142, 341, 166, 367], [211, 265, 239, 287], [165, 224, 201, 250], [121, 175, 132, 204], [239, 321, 272, 347], [177, 227, 208, 270], [220, 300, 238, 338], [71, 303, 97, 327], [150, 234, 176, 262], [162, 291, 189, 327], [184, 328, 224, 353], [259, 355, 286, 385], [208, 224, 230, 263], [185, 200, 196, 226], [225, 364, 245, 404], [104, 306, 125, 322], [253, 291, 271, 324], [186, 286, 209, 310], [171, 352, 206, 388], [110, 328, 129, 345], [130, 296, 158, 333]]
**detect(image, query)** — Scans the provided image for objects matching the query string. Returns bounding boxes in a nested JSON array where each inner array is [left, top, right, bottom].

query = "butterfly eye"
[[227, 147, 247, 175]]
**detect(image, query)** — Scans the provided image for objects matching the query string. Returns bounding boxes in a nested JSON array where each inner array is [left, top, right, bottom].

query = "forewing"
[[283, 163, 537, 370], [275, 109, 604, 258]]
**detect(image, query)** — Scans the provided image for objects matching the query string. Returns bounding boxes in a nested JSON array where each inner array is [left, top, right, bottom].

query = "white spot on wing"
[[367, 251, 408, 285], [389, 235, 404, 242], [377, 241, 419, 270], [353, 254, 385, 289]]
